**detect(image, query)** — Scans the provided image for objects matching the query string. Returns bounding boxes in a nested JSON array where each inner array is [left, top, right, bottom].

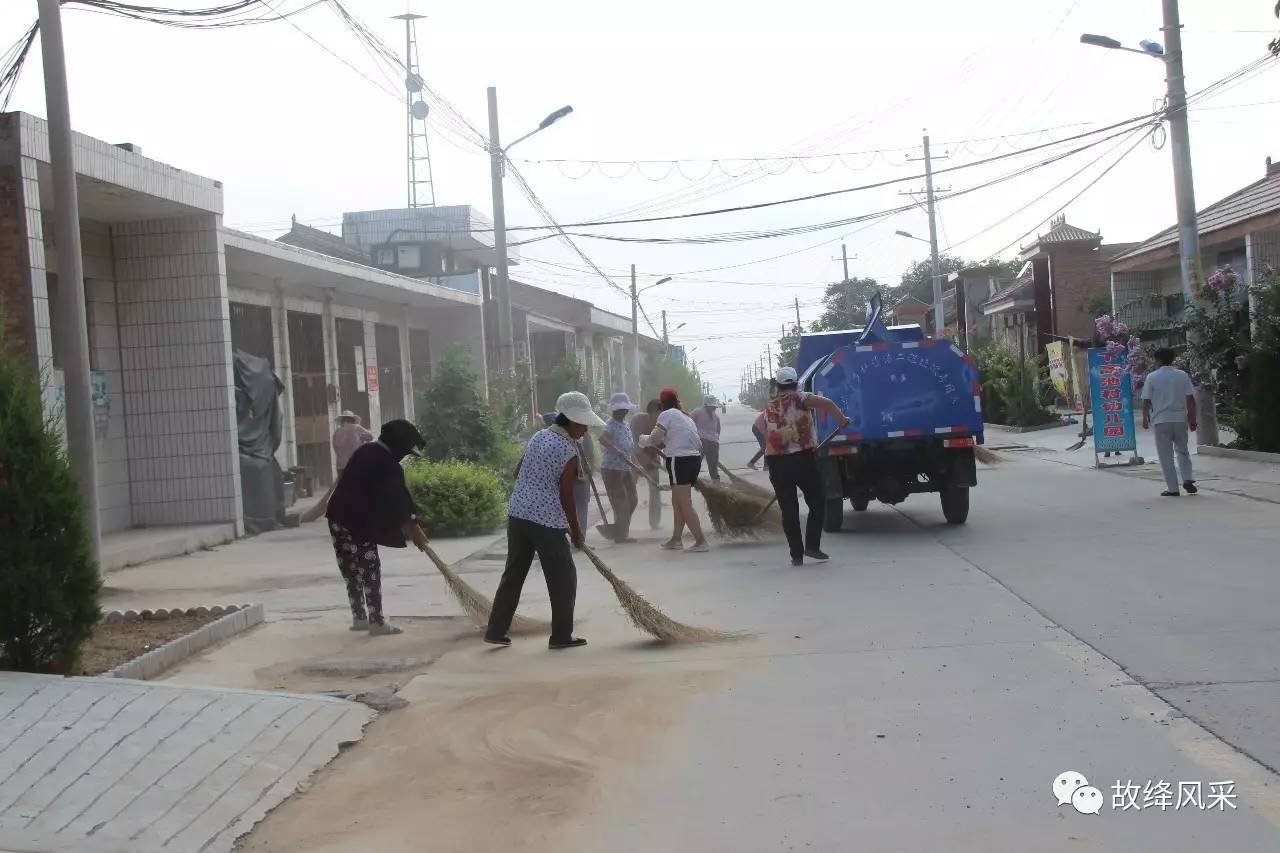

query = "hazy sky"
[[3, 0, 1278, 397]]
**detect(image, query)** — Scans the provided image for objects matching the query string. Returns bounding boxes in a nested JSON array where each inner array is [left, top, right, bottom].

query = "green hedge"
[[404, 459, 507, 538]]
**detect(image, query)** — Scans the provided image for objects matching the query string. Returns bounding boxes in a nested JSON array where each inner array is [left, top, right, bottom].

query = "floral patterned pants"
[[328, 520, 384, 625]]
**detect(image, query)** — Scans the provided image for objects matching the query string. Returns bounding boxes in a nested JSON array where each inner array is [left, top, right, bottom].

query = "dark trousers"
[[601, 468, 638, 540], [702, 439, 721, 480], [487, 517, 577, 643], [766, 451, 825, 559], [748, 427, 766, 467], [328, 520, 384, 624]]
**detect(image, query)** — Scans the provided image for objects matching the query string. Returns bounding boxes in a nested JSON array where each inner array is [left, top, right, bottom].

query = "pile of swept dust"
[[237, 668, 731, 853]]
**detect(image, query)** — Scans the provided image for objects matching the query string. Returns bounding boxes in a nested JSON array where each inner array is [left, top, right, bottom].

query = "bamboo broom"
[[422, 544, 551, 634], [579, 544, 745, 644]]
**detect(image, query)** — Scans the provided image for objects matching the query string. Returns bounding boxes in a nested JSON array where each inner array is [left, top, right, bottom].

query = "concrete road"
[[185, 405, 1280, 851]]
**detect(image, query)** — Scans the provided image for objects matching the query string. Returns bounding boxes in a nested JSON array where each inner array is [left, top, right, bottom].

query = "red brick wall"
[[0, 165, 35, 361], [1049, 246, 1112, 343]]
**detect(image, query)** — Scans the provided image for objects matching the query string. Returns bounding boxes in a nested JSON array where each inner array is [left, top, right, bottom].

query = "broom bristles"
[[424, 546, 550, 635], [974, 445, 1001, 466], [581, 546, 744, 644], [694, 479, 783, 538]]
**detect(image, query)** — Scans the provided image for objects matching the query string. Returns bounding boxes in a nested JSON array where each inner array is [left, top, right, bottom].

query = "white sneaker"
[[368, 622, 403, 636]]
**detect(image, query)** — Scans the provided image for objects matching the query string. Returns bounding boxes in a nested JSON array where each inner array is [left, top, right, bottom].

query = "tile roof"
[[980, 275, 1035, 309], [1021, 218, 1100, 252], [276, 220, 368, 264], [1111, 171, 1280, 264]]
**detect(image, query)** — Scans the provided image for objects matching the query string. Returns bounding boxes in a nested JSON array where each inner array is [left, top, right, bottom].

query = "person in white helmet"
[[485, 391, 601, 650], [754, 367, 849, 566]]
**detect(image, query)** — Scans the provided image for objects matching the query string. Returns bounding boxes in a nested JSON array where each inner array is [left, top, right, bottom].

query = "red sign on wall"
[[366, 364, 380, 394]]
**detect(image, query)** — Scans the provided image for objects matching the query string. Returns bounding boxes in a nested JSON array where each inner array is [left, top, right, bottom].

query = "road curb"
[[1199, 444, 1280, 464], [104, 603, 265, 680]]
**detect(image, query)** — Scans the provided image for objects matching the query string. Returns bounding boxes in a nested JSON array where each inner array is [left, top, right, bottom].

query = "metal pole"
[[1161, 0, 1217, 446], [487, 86, 513, 374], [403, 19, 413, 208], [923, 131, 945, 339], [38, 0, 100, 567], [630, 264, 641, 401]]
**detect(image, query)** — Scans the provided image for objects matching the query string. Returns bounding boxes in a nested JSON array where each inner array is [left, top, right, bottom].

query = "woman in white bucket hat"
[[598, 392, 640, 543], [486, 391, 603, 649]]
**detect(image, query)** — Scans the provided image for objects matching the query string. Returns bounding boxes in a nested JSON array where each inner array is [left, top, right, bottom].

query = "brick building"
[[981, 216, 1135, 355]]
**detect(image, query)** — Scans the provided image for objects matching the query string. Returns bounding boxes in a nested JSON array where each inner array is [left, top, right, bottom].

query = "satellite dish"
[[405, 72, 424, 94], [410, 100, 430, 120]]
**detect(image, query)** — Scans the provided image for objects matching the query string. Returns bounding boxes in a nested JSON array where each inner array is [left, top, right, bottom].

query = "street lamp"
[[630, 272, 674, 402], [488, 90, 574, 374], [895, 229, 943, 335], [1080, 2, 1215, 445]]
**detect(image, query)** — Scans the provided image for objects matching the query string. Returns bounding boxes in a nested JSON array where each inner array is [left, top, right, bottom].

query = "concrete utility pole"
[[1161, 0, 1217, 446], [38, 0, 99, 567], [486, 86, 514, 374], [795, 297, 802, 331], [922, 131, 945, 339], [840, 243, 850, 282], [630, 264, 641, 402], [661, 310, 669, 347]]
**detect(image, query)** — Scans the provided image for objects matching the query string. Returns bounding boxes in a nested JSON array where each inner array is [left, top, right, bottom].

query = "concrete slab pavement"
[[234, 405, 1280, 851], [0, 673, 371, 853]]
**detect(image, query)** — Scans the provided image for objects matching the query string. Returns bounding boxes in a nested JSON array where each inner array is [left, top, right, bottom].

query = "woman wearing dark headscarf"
[[326, 419, 430, 636]]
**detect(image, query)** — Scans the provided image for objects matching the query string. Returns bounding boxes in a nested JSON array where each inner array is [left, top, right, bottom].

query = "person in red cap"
[[640, 387, 710, 553], [325, 419, 430, 636]]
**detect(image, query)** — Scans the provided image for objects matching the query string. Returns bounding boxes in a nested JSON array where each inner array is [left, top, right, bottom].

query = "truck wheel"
[[823, 497, 844, 532], [851, 498, 869, 512], [940, 485, 970, 525]]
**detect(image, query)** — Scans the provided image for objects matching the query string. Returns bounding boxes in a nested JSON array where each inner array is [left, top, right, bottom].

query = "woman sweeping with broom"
[[485, 391, 603, 650], [756, 367, 850, 567], [640, 387, 711, 553]]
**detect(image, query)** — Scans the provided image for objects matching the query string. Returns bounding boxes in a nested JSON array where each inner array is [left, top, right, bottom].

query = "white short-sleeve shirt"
[[1141, 365, 1195, 425], [655, 408, 703, 458]]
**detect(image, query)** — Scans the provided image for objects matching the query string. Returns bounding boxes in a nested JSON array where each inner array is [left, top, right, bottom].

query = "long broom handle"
[[749, 424, 847, 522], [586, 468, 612, 526]]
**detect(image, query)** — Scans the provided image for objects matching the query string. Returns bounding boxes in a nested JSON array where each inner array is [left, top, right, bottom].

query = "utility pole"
[[487, 86, 514, 374], [840, 243, 850, 282], [661, 309, 669, 347], [38, 0, 100, 567], [630, 264, 641, 403], [922, 131, 944, 339], [794, 297, 802, 331], [1161, 0, 1217, 446]]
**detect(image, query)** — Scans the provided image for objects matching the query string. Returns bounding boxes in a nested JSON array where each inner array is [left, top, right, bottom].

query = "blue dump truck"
[[796, 294, 984, 530]]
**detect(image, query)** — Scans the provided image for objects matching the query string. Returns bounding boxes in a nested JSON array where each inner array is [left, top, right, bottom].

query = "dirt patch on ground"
[[76, 613, 218, 675], [239, 668, 731, 853]]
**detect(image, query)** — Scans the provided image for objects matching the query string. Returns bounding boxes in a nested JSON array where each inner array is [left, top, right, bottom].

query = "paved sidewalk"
[[0, 673, 371, 853], [987, 421, 1280, 503]]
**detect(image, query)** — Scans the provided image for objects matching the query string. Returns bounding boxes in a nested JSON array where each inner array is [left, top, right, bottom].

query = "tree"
[[642, 354, 702, 409], [0, 338, 101, 672], [897, 254, 970, 305], [777, 326, 800, 370], [811, 277, 888, 332], [416, 345, 501, 463]]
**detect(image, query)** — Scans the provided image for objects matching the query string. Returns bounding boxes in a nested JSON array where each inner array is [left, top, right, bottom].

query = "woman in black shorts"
[[641, 386, 710, 553]]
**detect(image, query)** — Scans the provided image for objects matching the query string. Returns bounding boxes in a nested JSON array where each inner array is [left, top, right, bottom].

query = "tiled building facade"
[[1, 112, 482, 543]]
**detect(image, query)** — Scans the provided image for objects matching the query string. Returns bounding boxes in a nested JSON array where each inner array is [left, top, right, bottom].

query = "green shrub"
[[0, 340, 101, 672], [404, 459, 507, 538], [996, 363, 1058, 428], [416, 346, 501, 465]]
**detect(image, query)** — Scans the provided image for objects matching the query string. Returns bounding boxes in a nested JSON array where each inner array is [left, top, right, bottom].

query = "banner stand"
[[1087, 346, 1144, 469]]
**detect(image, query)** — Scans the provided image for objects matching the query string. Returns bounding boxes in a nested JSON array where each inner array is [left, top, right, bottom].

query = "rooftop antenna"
[[393, 11, 435, 207]]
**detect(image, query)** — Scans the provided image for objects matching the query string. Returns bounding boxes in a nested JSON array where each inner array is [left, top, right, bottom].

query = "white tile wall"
[[114, 213, 240, 531]]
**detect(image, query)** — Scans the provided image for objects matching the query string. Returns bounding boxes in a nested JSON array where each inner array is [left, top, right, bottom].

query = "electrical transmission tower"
[[393, 12, 436, 207]]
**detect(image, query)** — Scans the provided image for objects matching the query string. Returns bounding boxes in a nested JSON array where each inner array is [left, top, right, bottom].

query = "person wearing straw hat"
[[325, 419, 430, 636], [598, 391, 640, 543], [755, 367, 850, 567], [691, 394, 723, 481], [641, 387, 710, 553], [332, 410, 373, 476], [485, 391, 602, 649]]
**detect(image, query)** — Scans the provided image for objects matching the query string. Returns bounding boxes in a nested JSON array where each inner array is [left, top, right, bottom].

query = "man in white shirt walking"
[[1141, 347, 1199, 497]]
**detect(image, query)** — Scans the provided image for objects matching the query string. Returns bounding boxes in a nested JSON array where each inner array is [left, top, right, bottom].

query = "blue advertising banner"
[[1088, 346, 1137, 454]]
